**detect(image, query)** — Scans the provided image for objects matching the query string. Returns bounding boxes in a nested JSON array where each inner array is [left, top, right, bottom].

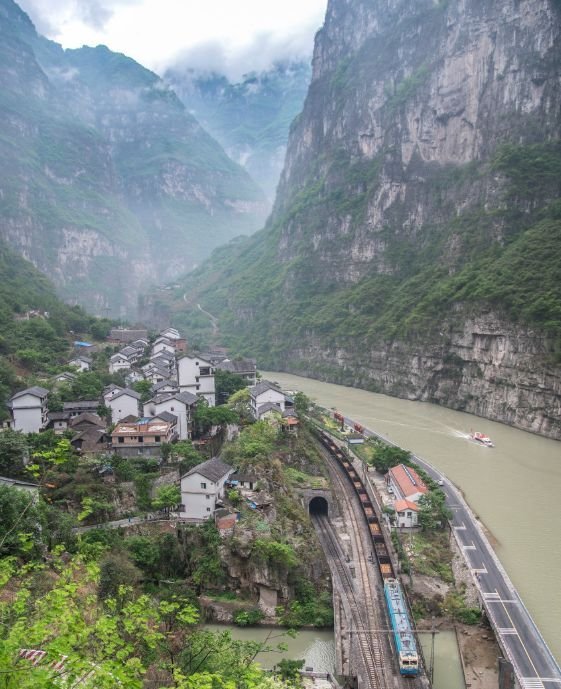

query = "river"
[[204, 625, 465, 689], [263, 370, 561, 665]]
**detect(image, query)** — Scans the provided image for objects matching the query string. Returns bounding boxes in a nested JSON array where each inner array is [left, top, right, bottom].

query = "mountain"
[[0, 0, 267, 317], [158, 0, 561, 438], [0, 236, 109, 420], [165, 62, 311, 201]]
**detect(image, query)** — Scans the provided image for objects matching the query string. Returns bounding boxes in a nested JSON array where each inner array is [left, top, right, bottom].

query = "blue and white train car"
[[384, 578, 419, 676]]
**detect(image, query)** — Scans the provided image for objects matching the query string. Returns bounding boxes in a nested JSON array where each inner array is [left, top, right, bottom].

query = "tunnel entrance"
[[309, 496, 329, 516]]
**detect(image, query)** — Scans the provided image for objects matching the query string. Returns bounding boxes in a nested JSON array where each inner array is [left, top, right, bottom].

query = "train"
[[314, 428, 419, 677]]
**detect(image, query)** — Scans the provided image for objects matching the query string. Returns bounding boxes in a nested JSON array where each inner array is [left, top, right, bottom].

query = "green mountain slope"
[[0, 238, 109, 420], [0, 0, 267, 316], [159, 0, 561, 438]]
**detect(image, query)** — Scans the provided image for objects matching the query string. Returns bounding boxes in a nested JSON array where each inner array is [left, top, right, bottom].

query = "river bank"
[[263, 370, 561, 665]]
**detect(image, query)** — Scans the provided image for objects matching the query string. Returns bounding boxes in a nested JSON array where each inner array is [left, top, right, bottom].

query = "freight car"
[[314, 428, 420, 677]]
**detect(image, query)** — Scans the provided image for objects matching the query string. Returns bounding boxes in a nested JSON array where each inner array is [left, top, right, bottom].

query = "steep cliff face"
[[165, 0, 561, 437], [0, 0, 267, 316]]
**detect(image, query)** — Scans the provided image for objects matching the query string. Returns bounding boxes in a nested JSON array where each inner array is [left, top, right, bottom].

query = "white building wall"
[[179, 470, 232, 520], [109, 357, 131, 374], [153, 341, 175, 356], [108, 395, 139, 423], [251, 389, 286, 418], [178, 357, 215, 407], [143, 399, 191, 440], [12, 395, 46, 434]]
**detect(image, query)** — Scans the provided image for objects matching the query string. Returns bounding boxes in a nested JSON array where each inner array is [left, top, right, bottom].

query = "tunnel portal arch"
[[309, 496, 329, 516]]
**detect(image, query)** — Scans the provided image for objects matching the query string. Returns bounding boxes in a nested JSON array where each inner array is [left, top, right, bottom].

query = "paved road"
[[339, 414, 561, 689]]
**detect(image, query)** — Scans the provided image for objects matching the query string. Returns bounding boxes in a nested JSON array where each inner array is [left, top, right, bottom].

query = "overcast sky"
[[18, 0, 328, 78]]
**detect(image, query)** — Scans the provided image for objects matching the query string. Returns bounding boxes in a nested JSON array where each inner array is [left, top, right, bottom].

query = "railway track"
[[316, 434, 428, 689], [313, 514, 383, 689]]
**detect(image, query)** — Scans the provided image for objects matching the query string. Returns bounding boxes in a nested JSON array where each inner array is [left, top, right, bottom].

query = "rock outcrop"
[[169, 0, 561, 438]]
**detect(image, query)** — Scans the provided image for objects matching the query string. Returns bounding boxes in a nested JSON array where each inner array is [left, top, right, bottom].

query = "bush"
[[233, 608, 264, 626]]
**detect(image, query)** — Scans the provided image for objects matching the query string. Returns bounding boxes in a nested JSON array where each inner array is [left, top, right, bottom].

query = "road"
[[340, 413, 561, 689]]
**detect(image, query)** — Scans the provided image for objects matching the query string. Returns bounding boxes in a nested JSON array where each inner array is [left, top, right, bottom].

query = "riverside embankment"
[[263, 371, 561, 666]]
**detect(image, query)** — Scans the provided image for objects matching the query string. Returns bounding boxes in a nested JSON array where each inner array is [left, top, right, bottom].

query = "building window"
[[407, 512, 412, 518], [138, 437, 143, 443], [118, 437, 124, 443], [206, 494, 210, 500], [206, 507, 211, 512], [201, 482, 207, 489], [170, 407, 174, 411], [155, 436, 161, 442]]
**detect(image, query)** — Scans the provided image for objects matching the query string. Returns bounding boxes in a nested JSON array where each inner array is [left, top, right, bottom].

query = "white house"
[[125, 370, 145, 385], [102, 385, 123, 404], [393, 499, 420, 528], [178, 457, 234, 520], [109, 352, 132, 374], [249, 381, 291, 420], [68, 356, 92, 372], [143, 390, 198, 440], [177, 355, 216, 406], [8, 386, 49, 433], [151, 380, 179, 396], [386, 464, 428, 504], [106, 389, 141, 423], [152, 338, 176, 356], [51, 371, 77, 386], [120, 346, 141, 364]]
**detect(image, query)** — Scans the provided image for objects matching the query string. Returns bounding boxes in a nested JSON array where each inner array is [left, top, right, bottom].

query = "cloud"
[[168, 25, 318, 81], [18, 0, 143, 35]]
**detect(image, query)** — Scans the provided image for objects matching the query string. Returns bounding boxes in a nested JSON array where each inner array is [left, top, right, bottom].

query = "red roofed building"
[[393, 499, 420, 528], [386, 464, 427, 503]]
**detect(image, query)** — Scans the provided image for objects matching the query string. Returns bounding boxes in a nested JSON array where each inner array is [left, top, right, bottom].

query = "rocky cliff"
[[0, 0, 267, 316], [165, 0, 561, 438]]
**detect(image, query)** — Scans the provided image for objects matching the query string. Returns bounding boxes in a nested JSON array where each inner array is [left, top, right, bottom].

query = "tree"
[[132, 379, 153, 402], [152, 484, 181, 512], [293, 392, 310, 416], [227, 387, 252, 423], [0, 429, 29, 478], [194, 400, 238, 436], [215, 369, 247, 404], [417, 490, 452, 531]]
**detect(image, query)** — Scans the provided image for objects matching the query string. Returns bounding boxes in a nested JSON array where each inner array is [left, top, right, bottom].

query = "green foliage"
[[277, 580, 334, 628], [215, 369, 248, 404], [0, 429, 29, 478], [194, 400, 239, 436], [368, 440, 411, 473], [417, 490, 452, 531], [252, 538, 298, 569], [132, 379, 153, 402], [233, 608, 265, 626], [152, 483, 181, 511], [443, 588, 482, 625]]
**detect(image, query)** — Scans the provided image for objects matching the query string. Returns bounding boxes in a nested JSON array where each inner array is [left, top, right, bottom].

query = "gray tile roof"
[[257, 402, 283, 415], [11, 386, 49, 400], [151, 391, 198, 406], [183, 457, 233, 482], [151, 380, 178, 393], [218, 358, 256, 374], [111, 388, 141, 401], [153, 411, 177, 424], [250, 380, 282, 397], [63, 400, 100, 410]]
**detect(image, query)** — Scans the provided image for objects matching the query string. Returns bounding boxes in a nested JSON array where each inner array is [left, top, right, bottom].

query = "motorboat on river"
[[470, 431, 494, 447]]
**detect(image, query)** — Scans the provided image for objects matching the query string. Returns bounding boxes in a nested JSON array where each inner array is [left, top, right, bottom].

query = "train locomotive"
[[384, 578, 419, 676], [315, 426, 420, 677]]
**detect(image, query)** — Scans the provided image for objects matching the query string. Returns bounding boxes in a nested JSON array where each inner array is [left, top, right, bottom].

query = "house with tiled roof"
[[178, 457, 234, 520], [143, 390, 197, 440], [217, 357, 257, 386], [393, 499, 420, 528], [249, 380, 293, 420], [105, 389, 141, 424], [386, 464, 428, 504], [8, 386, 49, 433]]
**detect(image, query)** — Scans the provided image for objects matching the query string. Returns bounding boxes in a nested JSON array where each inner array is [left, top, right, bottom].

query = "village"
[[2, 326, 305, 524]]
